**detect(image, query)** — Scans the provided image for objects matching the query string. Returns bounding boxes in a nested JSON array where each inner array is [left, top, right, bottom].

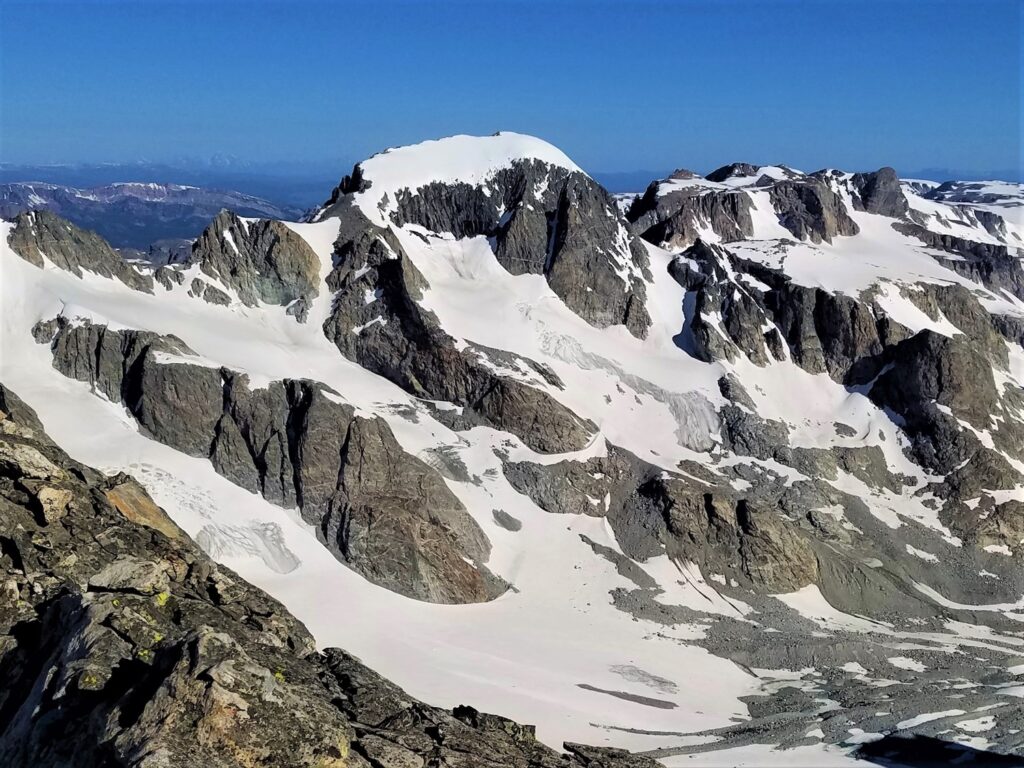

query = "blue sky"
[[1, 0, 1019, 176]]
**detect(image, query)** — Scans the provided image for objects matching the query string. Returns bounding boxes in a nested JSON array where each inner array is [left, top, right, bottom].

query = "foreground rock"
[[0, 384, 659, 768]]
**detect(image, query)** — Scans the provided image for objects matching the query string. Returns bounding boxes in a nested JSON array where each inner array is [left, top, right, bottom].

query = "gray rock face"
[[505, 444, 822, 593], [867, 329, 1009, 480], [769, 178, 860, 243], [38, 319, 504, 604], [673, 239, 908, 380], [664, 232, 1024, 555], [321, 204, 596, 454], [7, 210, 154, 292], [627, 183, 754, 249], [327, 158, 652, 338], [670, 241, 780, 365], [646, 478, 820, 593], [849, 166, 909, 217], [189, 210, 321, 320], [894, 221, 1024, 301], [0, 386, 657, 768], [873, 330, 997, 432], [766, 281, 907, 381]]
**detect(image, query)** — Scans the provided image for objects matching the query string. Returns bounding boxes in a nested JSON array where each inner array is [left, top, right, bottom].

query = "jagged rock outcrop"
[[672, 239, 909, 379], [321, 204, 596, 454], [868, 330, 1005, 477], [0, 386, 359, 766], [188, 210, 321, 321], [769, 177, 859, 243], [35, 318, 504, 604], [894, 221, 1024, 301], [640, 477, 820, 592], [627, 164, 905, 253], [949, 499, 1024, 555], [0, 385, 659, 767], [7, 210, 153, 292], [503, 443, 822, 592], [849, 166, 909, 217], [323, 154, 652, 339], [626, 182, 754, 249]]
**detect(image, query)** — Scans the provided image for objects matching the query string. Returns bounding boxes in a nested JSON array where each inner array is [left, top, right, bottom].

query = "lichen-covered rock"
[[0, 388, 359, 768]]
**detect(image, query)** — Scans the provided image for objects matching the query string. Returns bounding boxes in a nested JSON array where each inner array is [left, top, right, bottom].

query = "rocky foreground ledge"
[[0, 383, 658, 767]]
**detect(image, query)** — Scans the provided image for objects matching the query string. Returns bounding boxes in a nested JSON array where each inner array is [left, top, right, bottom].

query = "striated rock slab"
[[189, 210, 321, 321], [7, 210, 153, 292], [36, 319, 504, 604]]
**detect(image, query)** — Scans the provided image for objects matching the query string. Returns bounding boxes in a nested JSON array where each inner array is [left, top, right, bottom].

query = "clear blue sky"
[[1, 0, 1019, 176]]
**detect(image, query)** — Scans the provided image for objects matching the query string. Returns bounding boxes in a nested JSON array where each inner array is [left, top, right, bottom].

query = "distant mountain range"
[[0, 181, 304, 250], [0, 161, 347, 211]]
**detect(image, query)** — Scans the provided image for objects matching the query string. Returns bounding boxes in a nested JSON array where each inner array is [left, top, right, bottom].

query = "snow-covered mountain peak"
[[6, 139, 1024, 765], [314, 132, 588, 226], [358, 131, 585, 191]]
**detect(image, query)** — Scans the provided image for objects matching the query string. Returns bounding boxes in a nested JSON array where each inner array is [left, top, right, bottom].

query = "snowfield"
[[4, 134, 1024, 765]]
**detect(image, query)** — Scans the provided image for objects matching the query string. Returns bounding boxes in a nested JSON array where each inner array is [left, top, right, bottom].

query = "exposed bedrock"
[[7, 210, 154, 292], [0, 384, 659, 768], [895, 220, 1024, 301], [35, 318, 504, 604], [327, 158, 652, 338], [626, 183, 754, 250], [675, 242, 1024, 531], [871, 330, 998, 432], [188, 210, 321, 321], [625, 165, 906, 253], [848, 166, 909, 217], [672, 239, 909, 380], [502, 443, 949, 619], [768, 177, 860, 244], [321, 204, 596, 454]]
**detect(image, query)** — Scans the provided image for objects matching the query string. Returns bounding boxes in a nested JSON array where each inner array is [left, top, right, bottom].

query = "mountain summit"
[[2, 133, 1024, 765]]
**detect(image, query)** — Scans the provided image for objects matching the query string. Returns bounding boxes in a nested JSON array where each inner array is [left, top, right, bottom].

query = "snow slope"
[[5, 134, 1024, 764]]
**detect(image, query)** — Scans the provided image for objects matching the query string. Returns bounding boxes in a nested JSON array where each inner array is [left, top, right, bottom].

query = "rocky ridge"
[[4, 134, 1024, 763], [33, 317, 504, 604]]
